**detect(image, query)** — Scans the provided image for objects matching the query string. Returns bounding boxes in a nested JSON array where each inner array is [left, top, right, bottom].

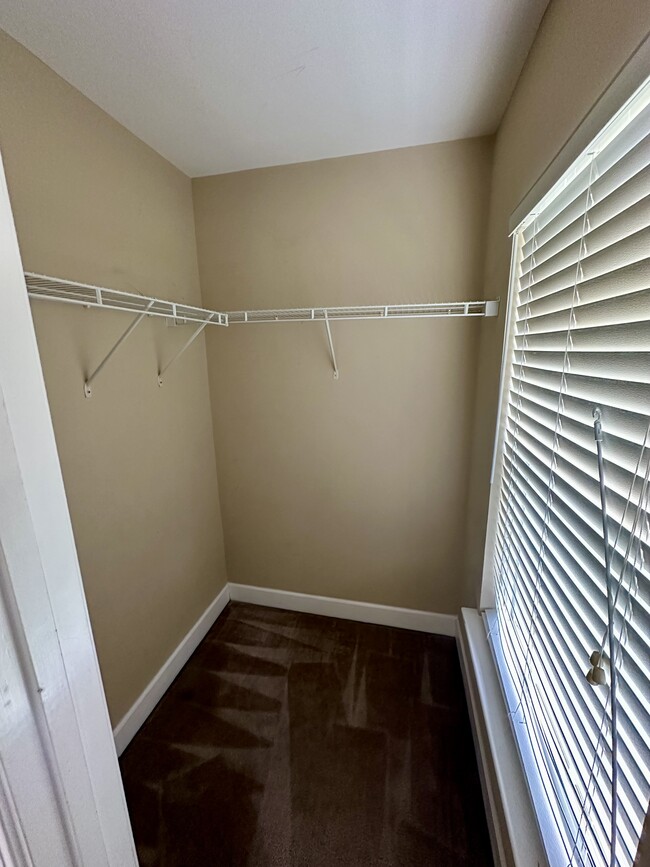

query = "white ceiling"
[[0, 0, 549, 177]]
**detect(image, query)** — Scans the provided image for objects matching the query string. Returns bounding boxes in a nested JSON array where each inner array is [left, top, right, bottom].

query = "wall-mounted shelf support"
[[323, 310, 339, 380], [158, 313, 217, 386], [84, 300, 155, 398]]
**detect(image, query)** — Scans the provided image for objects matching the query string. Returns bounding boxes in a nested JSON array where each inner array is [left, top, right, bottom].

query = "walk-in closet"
[[1, 2, 649, 866]]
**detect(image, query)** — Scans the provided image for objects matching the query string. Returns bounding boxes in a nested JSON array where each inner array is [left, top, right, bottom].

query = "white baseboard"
[[228, 583, 457, 636], [113, 583, 230, 755]]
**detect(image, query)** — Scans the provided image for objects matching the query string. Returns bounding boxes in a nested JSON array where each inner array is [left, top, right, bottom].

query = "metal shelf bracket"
[[323, 310, 339, 380], [158, 313, 217, 386], [84, 300, 155, 398]]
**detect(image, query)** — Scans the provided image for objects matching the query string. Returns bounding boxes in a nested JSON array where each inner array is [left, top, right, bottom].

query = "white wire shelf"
[[227, 300, 498, 323], [24, 271, 499, 389], [25, 273, 499, 324], [24, 272, 229, 326]]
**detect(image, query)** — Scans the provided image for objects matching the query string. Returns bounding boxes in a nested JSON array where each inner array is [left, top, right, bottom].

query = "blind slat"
[[522, 130, 650, 262]]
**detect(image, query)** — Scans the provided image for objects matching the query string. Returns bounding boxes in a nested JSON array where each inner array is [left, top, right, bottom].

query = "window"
[[485, 76, 650, 867]]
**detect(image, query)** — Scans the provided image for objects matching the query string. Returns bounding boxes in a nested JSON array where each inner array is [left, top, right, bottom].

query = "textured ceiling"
[[0, 0, 549, 177]]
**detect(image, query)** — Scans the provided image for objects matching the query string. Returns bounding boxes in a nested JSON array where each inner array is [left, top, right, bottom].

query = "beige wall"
[[0, 31, 227, 723], [193, 139, 494, 614], [463, 0, 650, 604]]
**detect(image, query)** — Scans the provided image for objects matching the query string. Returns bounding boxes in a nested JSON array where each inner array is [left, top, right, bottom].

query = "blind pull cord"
[[588, 406, 620, 867]]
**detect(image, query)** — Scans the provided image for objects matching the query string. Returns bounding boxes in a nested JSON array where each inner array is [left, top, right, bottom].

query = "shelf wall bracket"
[[323, 310, 339, 380], [157, 313, 216, 386], [84, 300, 155, 398]]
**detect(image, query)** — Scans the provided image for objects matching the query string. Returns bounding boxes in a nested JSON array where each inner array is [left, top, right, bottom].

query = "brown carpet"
[[120, 601, 493, 867]]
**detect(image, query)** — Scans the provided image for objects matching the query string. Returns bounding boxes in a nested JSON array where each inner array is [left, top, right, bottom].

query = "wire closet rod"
[[25, 272, 499, 323]]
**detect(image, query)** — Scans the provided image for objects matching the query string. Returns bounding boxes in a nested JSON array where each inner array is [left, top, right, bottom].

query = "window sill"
[[457, 607, 548, 867]]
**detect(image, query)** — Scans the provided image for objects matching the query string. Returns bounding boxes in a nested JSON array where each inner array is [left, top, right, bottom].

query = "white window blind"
[[489, 75, 650, 867]]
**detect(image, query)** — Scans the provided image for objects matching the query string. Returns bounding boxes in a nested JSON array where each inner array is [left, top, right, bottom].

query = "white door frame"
[[0, 151, 137, 865]]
